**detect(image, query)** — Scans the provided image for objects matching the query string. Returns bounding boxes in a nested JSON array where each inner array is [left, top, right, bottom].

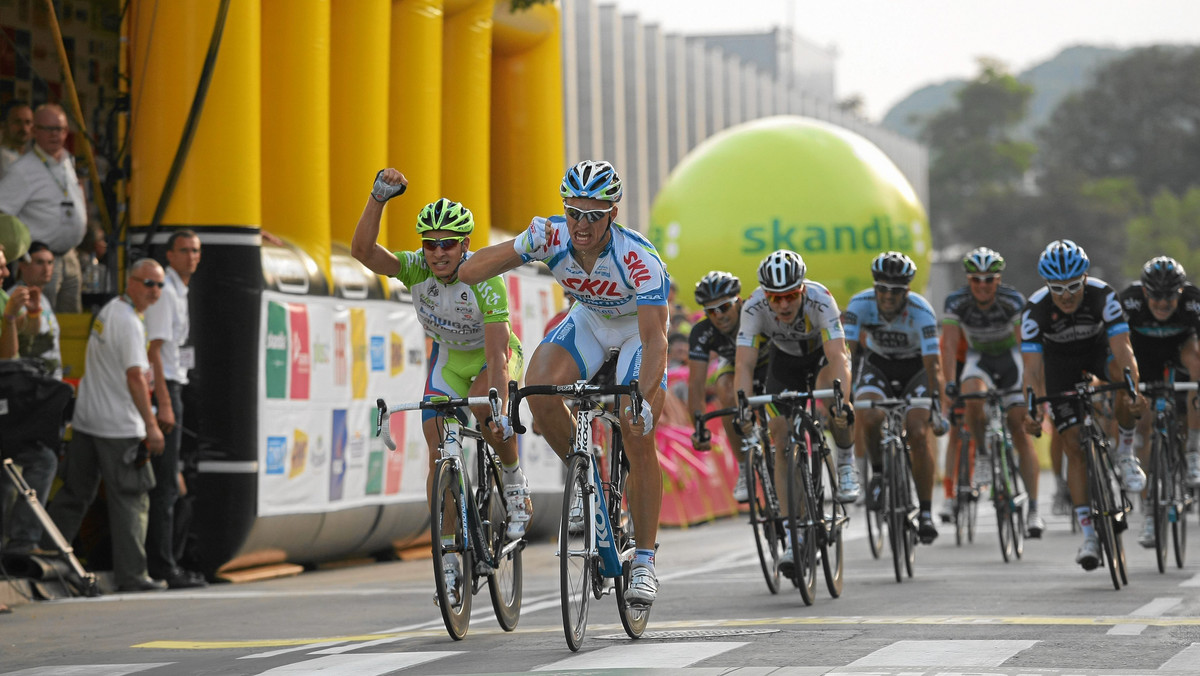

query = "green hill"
[[880, 45, 1127, 141]]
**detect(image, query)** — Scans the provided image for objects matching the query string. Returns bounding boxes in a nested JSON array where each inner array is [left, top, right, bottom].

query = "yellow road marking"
[[134, 615, 1200, 650]]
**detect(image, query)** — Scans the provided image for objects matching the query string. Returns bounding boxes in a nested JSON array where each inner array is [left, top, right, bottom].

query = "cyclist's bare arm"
[[636, 304, 670, 411], [483, 321, 513, 415], [688, 356, 712, 448], [922, 353, 944, 408], [733, 344, 759, 405], [1107, 331, 1145, 416], [939, 321, 962, 409], [1182, 335, 1200, 429], [457, 239, 525, 285], [350, 168, 405, 276], [823, 337, 853, 393]]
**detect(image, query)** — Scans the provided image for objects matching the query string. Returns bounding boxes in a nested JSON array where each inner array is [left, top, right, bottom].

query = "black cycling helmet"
[[757, 250, 806, 294], [1141, 256, 1187, 296], [694, 271, 741, 306], [871, 251, 917, 284]]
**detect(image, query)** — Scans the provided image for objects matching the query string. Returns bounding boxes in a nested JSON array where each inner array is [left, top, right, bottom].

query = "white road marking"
[[1107, 597, 1182, 636], [250, 652, 457, 675], [1160, 642, 1200, 671], [848, 639, 1037, 667], [1180, 573, 1200, 587], [532, 641, 747, 671], [238, 641, 350, 659], [1, 667, 173, 676]]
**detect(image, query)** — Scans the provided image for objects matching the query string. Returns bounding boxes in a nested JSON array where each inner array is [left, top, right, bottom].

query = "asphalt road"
[[2, 471, 1200, 676]]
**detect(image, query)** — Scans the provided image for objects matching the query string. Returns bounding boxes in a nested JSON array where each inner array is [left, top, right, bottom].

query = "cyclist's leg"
[[995, 348, 1040, 522], [854, 361, 888, 507], [1106, 355, 1147, 490], [1182, 336, 1200, 485], [423, 342, 462, 506], [960, 352, 990, 449], [814, 359, 860, 501], [525, 308, 606, 461], [469, 335, 531, 538]]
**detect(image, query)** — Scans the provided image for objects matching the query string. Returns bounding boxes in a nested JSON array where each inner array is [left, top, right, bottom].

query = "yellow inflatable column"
[[330, 0, 391, 247], [442, 0, 494, 243], [127, 0, 261, 234], [390, 0, 444, 253], [491, 3, 565, 233], [262, 0, 332, 282]]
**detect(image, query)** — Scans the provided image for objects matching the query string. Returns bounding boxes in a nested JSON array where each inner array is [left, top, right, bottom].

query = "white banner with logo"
[[256, 270, 564, 517]]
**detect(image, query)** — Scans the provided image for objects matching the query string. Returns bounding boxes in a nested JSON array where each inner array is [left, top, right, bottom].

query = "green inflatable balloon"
[[648, 116, 930, 310]]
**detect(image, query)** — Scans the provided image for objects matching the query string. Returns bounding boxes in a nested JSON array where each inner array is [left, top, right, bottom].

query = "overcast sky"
[[607, 0, 1200, 121]]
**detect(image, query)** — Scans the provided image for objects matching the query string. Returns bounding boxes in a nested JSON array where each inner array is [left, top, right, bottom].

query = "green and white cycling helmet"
[[416, 198, 474, 234], [963, 246, 1005, 274]]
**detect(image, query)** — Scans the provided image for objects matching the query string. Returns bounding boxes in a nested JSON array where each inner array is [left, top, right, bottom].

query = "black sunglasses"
[[421, 236, 466, 251], [133, 277, 165, 289]]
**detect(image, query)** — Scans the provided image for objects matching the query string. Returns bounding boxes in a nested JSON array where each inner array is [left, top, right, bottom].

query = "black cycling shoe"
[[918, 514, 939, 544]]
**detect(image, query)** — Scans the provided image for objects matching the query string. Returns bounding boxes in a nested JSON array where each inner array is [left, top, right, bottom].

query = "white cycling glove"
[[371, 170, 406, 203], [513, 217, 550, 256], [625, 399, 654, 433], [494, 414, 514, 441]]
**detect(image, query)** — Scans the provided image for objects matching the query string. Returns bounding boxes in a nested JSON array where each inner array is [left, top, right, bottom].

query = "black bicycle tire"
[[785, 440, 818, 605], [818, 449, 845, 598], [900, 446, 917, 578], [1090, 439, 1123, 590], [862, 458, 885, 559], [431, 461, 473, 639], [1151, 431, 1169, 573], [613, 441, 649, 639], [483, 455, 522, 631], [747, 440, 783, 594], [887, 441, 906, 583], [954, 428, 971, 546], [560, 455, 593, 651], [1006, 437, 1026, 560]]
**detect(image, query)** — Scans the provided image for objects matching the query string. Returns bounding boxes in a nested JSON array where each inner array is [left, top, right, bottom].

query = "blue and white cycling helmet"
[[1037, 239, 1090, 281], [560, 160, 623, 202]]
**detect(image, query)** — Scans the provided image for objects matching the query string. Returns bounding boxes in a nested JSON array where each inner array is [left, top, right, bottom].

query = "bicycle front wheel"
[[747, 442, 784, 593], [885, 446, 906, 583], [954, 429, 971, 546], [1151, 433, 1170, 573], [785, 441, 818, 604], [431, 461, 473, 639], [899, 447, 917, 579], [560, 455, 593, 651], [482, 457, 522, 631], [818, 450, 845, 598], [1089, 442, 1123, 590]]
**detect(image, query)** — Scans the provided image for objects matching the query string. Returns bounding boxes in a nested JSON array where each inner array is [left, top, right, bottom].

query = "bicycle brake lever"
[[376, 398, 396, 451], [508, 380, 527, 435]]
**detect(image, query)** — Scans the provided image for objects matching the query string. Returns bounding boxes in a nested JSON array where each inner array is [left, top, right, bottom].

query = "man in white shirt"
[[0, 102, 32, 179], [143, 230, 205, 589], [0, 103, 89, 313], [44, 258, 167, 592]]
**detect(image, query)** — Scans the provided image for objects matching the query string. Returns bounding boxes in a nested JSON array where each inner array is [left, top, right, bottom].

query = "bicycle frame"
[[1139, 372, 1197, 571]]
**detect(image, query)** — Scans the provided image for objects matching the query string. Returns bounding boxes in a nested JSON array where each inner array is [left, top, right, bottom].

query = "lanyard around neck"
[[32, 146, 69, 198]]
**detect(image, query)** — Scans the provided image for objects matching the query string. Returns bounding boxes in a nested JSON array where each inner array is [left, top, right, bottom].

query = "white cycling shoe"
[[625, 564, 658, 606], [567, 493, 585, 534], [835, 463, 862, 504], [1139, 515, 1156, 549], [732, 471, 749, 503], [504, 480, 533, 540], [1187, 451, 1200, 488], [1116, 455, 1146, 492], [1076, 535, 1101, 571], [435, 555, 462, 607]]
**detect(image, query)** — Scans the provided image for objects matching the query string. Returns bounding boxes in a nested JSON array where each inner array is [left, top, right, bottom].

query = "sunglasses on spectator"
[[564, 205, 615, 223], [969, 274, 997, 284], [133, 277, 164, 289], [874, 282, 908, 295], [704, 300, 737, 315], [765, 290, 802, 304], [422, 236, 466, 251], [1047, 279, 1085, 295]]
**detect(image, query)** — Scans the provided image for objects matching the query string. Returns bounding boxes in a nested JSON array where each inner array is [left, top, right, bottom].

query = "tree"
[[1038, 47, 1200, 199], [1123, 187, 1200, 280], [920, 59, 1036, 245]]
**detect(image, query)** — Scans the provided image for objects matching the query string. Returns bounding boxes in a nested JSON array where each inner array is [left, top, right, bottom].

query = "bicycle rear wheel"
[[482, 457, 522, 631], [560, 455, 593, 651], [1174, 483, 1190, 569], [612, 450, 649, 639], [746, 442, 783, 593], [785, 440, 818, 604], [431, 461, 473, 639], [818, 450, 845, 598], [1089, 442, 1123, 590], [1007, 443, 1026, 560]]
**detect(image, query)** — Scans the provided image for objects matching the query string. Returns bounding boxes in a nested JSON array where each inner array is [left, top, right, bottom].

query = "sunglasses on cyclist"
[[704, 300, 737, 315], [969, 274, 997, 284], [874, 282, 908, 295], [1147, 289, 1181, 302], [564, 205, 615, 224], [132, 277, 165, 289], [765, 290, 802, 304], [1047, 279, 1085, 295], [421, 236, 466, 251]]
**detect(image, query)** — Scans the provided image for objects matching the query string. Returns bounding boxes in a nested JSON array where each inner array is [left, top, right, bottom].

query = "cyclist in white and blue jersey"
[[459, 160, 669, 606], [351, 169, 530, 603], [844, 251, 946, 544]]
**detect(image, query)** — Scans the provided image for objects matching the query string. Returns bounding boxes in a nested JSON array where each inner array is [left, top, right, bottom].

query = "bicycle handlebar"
[[1025, 367, 1137, 438], [375, 388, 502, 451], [854, 395, 948, 435], [1138, 381, 1199, 393], [508, 380, 642, 435]]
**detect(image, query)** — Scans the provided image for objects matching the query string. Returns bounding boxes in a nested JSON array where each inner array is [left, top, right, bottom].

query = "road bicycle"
[[693, 399, 783, 594], [1139, 370, 1197, 572], [854, 395, 941, 583], [509, 378, 647, 651], [376, 389, 522, 640], [1028, 370, 1135, 590], [946, 406, 979, 547], [735, 381, 850, 604], [958, 388, 1027, 562]]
